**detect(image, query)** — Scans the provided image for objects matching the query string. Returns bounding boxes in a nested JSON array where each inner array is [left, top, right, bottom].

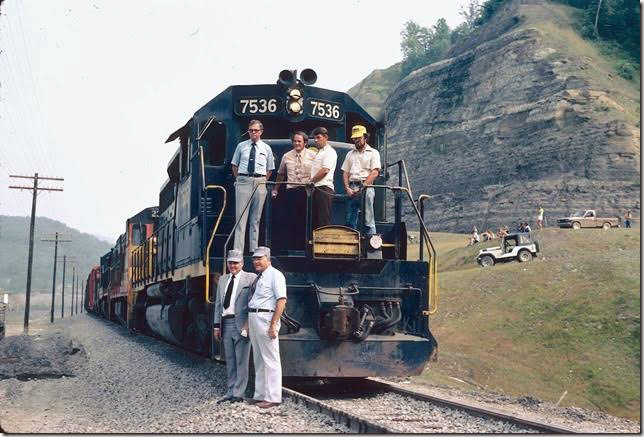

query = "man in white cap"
[[341, 125, 381, 235], [246, 246, 287, 409], [213, 249, 257, 403]]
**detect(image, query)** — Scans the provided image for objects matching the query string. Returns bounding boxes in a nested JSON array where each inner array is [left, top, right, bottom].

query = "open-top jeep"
[[477, 233, 540, 267]]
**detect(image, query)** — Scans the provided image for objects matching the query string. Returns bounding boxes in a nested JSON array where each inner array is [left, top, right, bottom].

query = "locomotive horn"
[[299, 68, 317, 86], [278, 69, 297, 85]]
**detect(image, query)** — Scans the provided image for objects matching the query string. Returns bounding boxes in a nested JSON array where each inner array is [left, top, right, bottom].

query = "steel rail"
[[364, 379, 577, 434], [282, 386, 400, 433]]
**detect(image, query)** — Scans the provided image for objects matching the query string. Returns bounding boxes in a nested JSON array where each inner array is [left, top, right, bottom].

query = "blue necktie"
[[247, 143, 257, 174]]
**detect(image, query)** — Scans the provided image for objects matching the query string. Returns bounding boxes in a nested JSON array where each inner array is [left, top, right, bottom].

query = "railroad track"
[[284, 378, 577, 434], [90, 316, 577, 433]]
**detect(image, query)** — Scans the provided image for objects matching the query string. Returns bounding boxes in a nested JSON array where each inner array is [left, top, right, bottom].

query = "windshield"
[[571, 211, 584, 217]]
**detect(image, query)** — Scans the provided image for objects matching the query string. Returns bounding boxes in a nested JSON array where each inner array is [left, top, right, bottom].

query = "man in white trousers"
[[246, 246, 287, 409]]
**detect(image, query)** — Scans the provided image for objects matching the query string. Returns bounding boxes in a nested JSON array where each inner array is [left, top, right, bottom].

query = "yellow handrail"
[[203, 185, 227, 304]]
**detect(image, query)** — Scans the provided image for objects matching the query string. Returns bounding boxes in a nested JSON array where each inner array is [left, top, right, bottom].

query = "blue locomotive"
[[87, 69, 438, 378]]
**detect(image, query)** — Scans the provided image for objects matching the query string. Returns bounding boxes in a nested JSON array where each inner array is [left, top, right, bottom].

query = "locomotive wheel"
[[518, 250, 532, 262], [479, 255, 494, 267]]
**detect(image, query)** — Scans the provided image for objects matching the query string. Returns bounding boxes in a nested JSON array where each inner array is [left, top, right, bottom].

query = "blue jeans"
[[345, 184, 376, 235]]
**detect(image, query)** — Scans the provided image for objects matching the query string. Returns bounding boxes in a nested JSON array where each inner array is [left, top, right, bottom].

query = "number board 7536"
[[234, 97, 281, 116], [306, 99, 344, 121]]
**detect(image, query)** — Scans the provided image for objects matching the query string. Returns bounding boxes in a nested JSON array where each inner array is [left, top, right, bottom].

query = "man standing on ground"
[[309, 127, 337, 229], [341, 125, 381, 235], [625, 209, 632, 228], [537, 206, 544, 230], [213, 249, 257, 403], [231, 120, 275, 254], [247, 246, 287, 409], [271, 131, 315, 249]]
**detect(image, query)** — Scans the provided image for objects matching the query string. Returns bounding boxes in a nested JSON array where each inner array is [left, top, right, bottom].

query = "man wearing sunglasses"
[[231, 120, 275, 254]]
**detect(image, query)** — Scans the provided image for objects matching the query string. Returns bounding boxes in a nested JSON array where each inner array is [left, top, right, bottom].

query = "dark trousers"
[[284, 187, 307, 249], [312, 186, 334, 229]]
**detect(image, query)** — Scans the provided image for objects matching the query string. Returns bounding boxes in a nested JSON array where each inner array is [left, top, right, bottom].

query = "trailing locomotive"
[[84, 69, 438, 378]]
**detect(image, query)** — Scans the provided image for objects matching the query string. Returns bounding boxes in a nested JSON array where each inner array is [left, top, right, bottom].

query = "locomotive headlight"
[[369, 234, 383, 250], [287, 87, 304, 114]]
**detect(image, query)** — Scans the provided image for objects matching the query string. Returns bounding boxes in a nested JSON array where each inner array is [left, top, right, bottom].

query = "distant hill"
[[347, 63, 403, 121], [0, 216, 113, 296]]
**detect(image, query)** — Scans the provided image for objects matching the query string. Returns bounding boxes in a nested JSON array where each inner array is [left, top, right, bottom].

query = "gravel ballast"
[[0, 314, 348, 433]]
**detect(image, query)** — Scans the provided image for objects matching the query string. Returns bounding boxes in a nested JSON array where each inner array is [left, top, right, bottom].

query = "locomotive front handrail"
[[220, 179, 437, 318], [203, 184, 227, 304]]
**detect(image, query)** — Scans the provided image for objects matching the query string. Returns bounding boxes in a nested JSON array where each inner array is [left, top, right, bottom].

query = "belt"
[[248, 308, 274, 313], [349, 180, 365, 185], [222, 314, 235, 319], [238, 173, 266, 178]]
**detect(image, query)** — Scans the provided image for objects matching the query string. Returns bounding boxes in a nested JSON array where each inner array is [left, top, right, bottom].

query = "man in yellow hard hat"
[[341, 125, 381, 235]]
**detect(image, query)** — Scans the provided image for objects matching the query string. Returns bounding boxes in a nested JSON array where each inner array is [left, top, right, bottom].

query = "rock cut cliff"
[[382, 0, 640, 232]]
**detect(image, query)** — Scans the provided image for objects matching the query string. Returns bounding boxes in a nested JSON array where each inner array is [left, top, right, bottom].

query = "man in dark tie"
[[213, 249, 257, 403], [231, 120, 275, 254]]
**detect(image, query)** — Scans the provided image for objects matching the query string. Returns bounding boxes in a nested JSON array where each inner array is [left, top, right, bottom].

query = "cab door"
[[582, 211, 596, 228]]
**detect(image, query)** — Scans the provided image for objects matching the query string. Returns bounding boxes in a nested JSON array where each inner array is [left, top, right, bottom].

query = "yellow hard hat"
[[350, 125, 367, 139]]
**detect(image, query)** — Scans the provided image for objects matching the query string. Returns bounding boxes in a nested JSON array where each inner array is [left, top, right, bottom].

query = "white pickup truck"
[[556, 210, 620, 230]]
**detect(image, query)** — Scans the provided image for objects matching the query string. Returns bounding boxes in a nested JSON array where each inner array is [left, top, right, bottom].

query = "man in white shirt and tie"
[[231, 120, 275, 254], [213, 249, 257, 403]]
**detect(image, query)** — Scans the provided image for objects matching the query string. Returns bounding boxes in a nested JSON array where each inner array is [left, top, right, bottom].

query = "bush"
[[616, 61, 637, 80]]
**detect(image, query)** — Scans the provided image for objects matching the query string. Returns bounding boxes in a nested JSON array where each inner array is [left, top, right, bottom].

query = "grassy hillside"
[[0, 216, 113, 302], [417, 227, 640, 420]]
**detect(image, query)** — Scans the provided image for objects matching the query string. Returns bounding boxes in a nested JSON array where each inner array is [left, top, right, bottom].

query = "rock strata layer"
[[383, 1, 640, 232]]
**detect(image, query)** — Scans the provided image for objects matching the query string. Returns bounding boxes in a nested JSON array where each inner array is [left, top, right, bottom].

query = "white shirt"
[[248, 265, 287, 310], [310, 144, 337, 189], [231, 139, 275, 175], [221, 273, 239, 317], [341, 144, 381, 181]]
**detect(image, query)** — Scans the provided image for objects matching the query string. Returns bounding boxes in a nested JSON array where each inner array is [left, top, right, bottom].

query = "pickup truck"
[[556, 210, 620, 230]]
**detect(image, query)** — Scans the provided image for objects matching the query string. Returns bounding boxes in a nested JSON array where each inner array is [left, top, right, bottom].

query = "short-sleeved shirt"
[[537, 208, 544, 220], [277, 148, 316, 189], [231, 139, 275, 176], [341, 144, 381, 181], [310, 144, 337, 189], [247, 265, 287, 310]]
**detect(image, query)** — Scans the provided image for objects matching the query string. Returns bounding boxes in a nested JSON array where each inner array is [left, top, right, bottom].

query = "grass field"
[[415, 227, 640, 420]]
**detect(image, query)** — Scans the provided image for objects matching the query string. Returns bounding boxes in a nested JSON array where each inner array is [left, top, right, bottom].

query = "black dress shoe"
[[245, 397, 263, 404], [230, 397, 243, 403], [217, 396, 233, 404]]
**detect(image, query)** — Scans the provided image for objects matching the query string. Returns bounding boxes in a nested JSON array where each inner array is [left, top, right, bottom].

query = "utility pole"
[[41, 233, 71, 323], [9, 173, 64, 334], [58, 256, 76, 319], [75, 275, 79, 315], [71, 266, 75, 316], [61, 255, 67, 318], [80, 279, 84, 313]]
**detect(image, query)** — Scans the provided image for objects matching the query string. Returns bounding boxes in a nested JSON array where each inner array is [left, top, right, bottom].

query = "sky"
[[0, 0, 470, 241]]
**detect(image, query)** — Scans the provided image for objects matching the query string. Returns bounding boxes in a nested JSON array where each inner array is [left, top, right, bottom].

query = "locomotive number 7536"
[[235, 97, 279, 115]]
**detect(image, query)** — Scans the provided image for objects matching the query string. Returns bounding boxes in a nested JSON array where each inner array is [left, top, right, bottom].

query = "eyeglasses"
[[248, 128, 262, 133]]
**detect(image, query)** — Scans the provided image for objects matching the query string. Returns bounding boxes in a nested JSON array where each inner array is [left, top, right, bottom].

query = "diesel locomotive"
[[84, 69, 438, 378]]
